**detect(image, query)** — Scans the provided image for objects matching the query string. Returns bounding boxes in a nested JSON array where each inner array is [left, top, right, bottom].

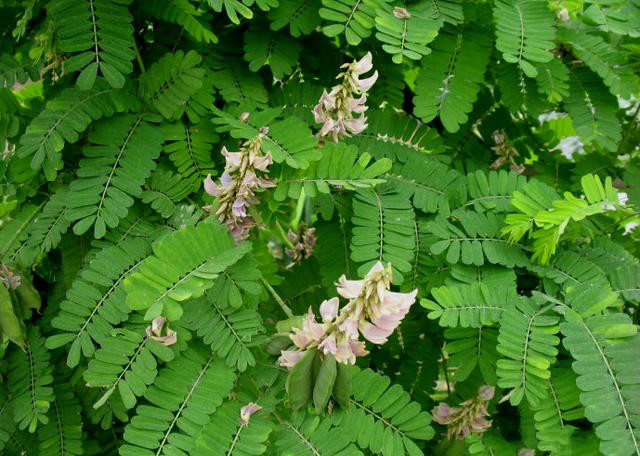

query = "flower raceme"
[[203, 124, 274, 242], [313, 52, 379, 142], [279, 262, 417, 367], [432, 386, 495, 439]]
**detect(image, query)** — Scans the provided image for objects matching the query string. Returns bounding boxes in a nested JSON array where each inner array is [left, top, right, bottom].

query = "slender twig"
[[134, 41, 145, 74], [261, 277, 294, 318]]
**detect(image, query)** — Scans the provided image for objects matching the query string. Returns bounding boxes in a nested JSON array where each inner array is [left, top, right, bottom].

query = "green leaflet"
[[350, 186, 416, 281], [48, 0, 135, 89], [84, 326, 175, 409], [496, 295, 560, 406], [561, 313, 639, 456], [422, 282, 517, 327], [119, 344, 236, 456], [66, 114, 164, 238], [46, 237, 151, 367], [274, 143, 392, 201], [332, 366, 434, 456], [414, 23, 492, 132], [494, 0, 556, 78], [124, 222, 251, 320], [192, 400, 273, 456], [8, 326, 54, 432]]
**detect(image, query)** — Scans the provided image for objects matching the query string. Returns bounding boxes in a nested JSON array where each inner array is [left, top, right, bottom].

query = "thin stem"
[[134, 41, 145, 73], [261, 278, 294, 318]]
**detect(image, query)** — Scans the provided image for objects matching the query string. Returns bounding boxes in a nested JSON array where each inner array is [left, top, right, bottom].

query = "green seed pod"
[[0, 285, 26, 348], [313, 353, 337, 413], [286, 348, 316, 410], [262, 333, 293, 355], [332, 361, 352, 409], [16, 278, 41, 312]]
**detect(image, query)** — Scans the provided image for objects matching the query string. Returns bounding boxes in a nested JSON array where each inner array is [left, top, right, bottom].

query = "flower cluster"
[[279, 262, 417, 367], [490, 130, 525, 174], [0, 264, 21, 289], [313, 52, 378, 142], [432, 386, 495, 440], [204, 126, 274, 242], [145, 317, 177, 346], [285, 225, 316, 266]]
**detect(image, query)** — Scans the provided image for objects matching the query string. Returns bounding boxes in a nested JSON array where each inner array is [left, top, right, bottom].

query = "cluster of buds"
[[432, 386, 495, 440], [279, 262, 417, 367], [313, 52, 378, 142], [285, 225, 316, 266], [204, 126, 274, 242], [145, 317, 177, 346], [0, 264, 21, 289], [490, 130, 525, 174]]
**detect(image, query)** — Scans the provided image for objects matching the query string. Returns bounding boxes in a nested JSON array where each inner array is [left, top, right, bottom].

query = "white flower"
[[240, 402, 262, 426]]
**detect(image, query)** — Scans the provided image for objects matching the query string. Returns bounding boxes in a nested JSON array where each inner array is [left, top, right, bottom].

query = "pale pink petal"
[[348, 95, 368, 113], [335, 338, 356, 364], [222, 147, 243, 171], [355, 52, 373, 75], [204, 174, 219, 197], [279, 350, 304, 368], [290, 328, 311, 349], [252, 153, 273, 172], [319, 89, 336, 110], [318, 334, 337, 355], [240, 402, 262, 425], [357, 70, 378, 92], [349, 339, 368, 357], [360, 321, 393, 344], [338, 316, 359, 338], [320, 297, 339, 322], [432, 403, 452, 424], [478, 385, 495, 401], [345, 116, 367, 135], [337, 275, 364, 299]]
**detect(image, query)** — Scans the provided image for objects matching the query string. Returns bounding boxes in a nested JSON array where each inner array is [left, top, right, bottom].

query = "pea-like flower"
[[145, 316, 177, 346], [278, 262, 417, 367], [432, 386, 495, 439], [285, 225, 317, 266], [0, 264, 21, 290], [240, 402, 262, 426], [204, 126, 274, 242], [313, 52, 378, 142]]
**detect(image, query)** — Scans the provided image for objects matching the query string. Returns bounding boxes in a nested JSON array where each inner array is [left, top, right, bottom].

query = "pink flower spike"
[[240, 402, 262, 426], [355, 52, 373, 75], [279, 350, 304, 368], [320, 297, 339, 322], [357, 70, 378, 92]]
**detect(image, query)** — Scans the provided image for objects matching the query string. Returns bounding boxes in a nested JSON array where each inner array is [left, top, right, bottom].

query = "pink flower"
[[356, 71, 379, 92], [204, 174, 219, 197], [360, 321, 393, 344], [318, 334, 337, 355], [348, 95, 368, 113], [290, 308, 326, 349], [252, 153, 273, 172], [338, 316, 359, 338], [222, 146, 243, 172], [335, 338, 356, 364], [145, 317, 178, 346], [345, 116, 368, 135], [478, 385, 495, 401], [240, 402, 262, 425], [433, 403, 453, 424], [337, 276, 364, 299], [320, 297, 339, 322], [355, 52, 373, 75], [279, 350, 304, 368]]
